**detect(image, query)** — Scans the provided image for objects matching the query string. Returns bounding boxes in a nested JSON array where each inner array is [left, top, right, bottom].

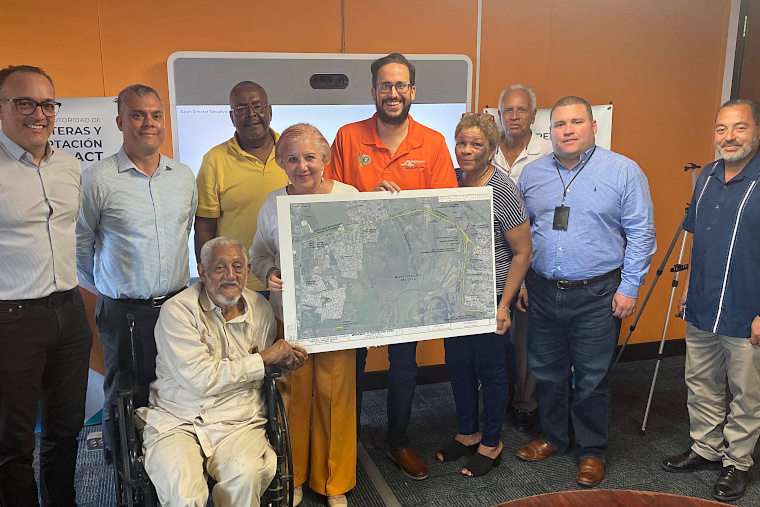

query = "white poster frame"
[[277, 187, 497, 353]]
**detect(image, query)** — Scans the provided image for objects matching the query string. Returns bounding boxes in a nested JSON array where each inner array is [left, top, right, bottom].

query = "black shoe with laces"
[[661, 449, 722, 473], [514, 409, 538, 430], [713, 465, 748, 502]]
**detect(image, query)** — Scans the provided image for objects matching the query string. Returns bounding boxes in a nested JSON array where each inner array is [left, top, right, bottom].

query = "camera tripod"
[[613, 162, 700, 435]]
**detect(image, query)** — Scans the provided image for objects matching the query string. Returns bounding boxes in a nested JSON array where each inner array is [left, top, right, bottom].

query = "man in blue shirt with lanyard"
[[515, 96, 656, 486], [661, 99, 760, 502], [76, 84, 197, 463]]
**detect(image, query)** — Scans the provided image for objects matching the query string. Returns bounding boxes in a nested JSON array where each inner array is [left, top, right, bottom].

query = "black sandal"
[[462, 449, 503, 477], [436, 440, 478, 462]]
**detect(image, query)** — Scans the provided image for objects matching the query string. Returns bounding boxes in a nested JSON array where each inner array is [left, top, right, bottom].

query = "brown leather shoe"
[[516, 439, 557, 462], [389, 448, 428, 480], [576, 458, 605, 486]]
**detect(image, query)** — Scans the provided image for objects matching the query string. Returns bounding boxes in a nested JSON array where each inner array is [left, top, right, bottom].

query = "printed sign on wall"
[[51, 97, 122, 170]]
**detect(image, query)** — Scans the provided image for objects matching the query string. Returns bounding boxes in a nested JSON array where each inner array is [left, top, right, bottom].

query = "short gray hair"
[[199, 236, 248, 268], [498, 84, 537, 114], [115, 84, 163, 115]]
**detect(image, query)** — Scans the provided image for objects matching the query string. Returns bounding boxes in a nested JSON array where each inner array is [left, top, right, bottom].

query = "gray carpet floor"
[[41, 355, 760, 506]]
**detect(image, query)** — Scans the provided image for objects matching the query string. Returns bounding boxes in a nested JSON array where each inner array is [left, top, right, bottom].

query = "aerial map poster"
[[278, 188, 497, 353]]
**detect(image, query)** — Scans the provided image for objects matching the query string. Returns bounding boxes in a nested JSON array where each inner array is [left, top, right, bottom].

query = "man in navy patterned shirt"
[[662, 99, 760, 503]]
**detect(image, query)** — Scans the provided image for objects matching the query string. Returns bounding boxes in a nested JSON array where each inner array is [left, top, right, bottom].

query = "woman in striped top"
[[436, 113, 533, 477]]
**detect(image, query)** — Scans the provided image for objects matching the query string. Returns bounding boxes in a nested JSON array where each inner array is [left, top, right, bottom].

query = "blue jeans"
[[445, 331, 510, 447], [525, 269, 621, 461]]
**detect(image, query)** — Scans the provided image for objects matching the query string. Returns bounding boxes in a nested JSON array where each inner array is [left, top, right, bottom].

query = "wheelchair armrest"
[[265, 364, 285, 379]]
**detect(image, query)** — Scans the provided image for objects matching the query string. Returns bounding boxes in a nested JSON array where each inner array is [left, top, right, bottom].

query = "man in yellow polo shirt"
[[194, 81, 288, 293]]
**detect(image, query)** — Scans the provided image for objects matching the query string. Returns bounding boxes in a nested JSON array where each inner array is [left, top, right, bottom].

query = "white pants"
[[686, 323, 760, 470], [142, 422, 277, 507]]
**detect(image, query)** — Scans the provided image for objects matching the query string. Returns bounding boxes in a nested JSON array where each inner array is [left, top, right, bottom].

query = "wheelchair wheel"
[[108, 405, 129, 507], [112, 372, 159, 507], [263, 376, 294, 507]]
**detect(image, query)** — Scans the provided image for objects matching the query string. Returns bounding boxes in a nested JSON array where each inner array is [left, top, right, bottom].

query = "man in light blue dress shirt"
[[514, 96, 656, 487], [76, 84, 197, 463]]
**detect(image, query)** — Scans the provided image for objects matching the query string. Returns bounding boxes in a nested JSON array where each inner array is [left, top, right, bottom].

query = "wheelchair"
[[108, 313, 294, 507]]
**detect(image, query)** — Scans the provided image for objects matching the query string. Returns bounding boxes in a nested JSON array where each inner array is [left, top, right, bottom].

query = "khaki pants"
[[686, 323, 760, 470], [142, 422, 276, 507], [278, 349, 356, 496]]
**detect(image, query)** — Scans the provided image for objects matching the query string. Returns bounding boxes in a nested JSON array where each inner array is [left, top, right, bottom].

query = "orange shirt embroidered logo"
[[400, 160, 425, 170], [358, 152, 371, 166]]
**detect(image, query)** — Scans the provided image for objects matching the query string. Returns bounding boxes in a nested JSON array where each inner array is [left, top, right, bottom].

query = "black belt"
[[112, 291, 183, 309], [536, 267, 621, 290], [1, 288, 77, 309]]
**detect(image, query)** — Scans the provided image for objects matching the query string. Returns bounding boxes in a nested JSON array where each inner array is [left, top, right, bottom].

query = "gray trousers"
[[686, 323, 760, 470]]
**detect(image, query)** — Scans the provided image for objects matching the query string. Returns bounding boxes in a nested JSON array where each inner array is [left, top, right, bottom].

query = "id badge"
[[553, 205, 570, 230]]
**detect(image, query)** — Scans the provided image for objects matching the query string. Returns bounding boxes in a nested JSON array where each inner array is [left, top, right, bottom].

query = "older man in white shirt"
[[492, 84, 553, 431], [137, 236, 307, 507]]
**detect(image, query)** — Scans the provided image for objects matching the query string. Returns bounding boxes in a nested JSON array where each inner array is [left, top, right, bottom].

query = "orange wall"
[[1, 0, 732, 371]]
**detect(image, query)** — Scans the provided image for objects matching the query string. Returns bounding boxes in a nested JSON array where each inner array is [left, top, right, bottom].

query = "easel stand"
[[613, 163, 700, 435]]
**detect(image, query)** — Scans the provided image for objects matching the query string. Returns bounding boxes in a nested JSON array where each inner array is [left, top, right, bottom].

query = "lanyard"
[[555, 146, 596, 206]]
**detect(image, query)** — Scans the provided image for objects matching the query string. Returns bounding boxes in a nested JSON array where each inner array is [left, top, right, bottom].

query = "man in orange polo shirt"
[[324, 52, 457, 480]]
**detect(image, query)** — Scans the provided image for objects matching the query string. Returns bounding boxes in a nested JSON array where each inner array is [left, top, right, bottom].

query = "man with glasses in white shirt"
[[0, 64, 93, 507]]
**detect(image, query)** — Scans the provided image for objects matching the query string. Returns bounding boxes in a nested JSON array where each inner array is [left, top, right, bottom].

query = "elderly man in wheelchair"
[[128, 236, 307, 507]]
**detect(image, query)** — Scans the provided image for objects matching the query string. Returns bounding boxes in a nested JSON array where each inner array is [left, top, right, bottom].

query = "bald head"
[[229, 81, 265, 105], [228, 81, 272, 147]]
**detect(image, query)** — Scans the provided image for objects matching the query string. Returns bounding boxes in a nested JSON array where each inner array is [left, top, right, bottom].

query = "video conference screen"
[[168, 52, 472, 277]]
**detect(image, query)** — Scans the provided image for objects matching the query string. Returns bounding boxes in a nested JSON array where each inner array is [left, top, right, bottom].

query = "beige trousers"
[[141, 422, 276, 507], [686, 323, 760, 470]]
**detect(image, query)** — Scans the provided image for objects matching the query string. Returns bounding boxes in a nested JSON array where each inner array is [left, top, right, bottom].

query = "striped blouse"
[[456, 167, 528, 296]]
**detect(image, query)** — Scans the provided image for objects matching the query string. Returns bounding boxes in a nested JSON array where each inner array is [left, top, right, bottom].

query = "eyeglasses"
[[2, 98, 61, 117], [232, 103, 269, 116], [375, 82, 412, 94]]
